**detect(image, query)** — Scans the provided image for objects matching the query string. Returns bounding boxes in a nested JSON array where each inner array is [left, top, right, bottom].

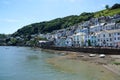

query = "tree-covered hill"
[[12, 3, 120, 37]]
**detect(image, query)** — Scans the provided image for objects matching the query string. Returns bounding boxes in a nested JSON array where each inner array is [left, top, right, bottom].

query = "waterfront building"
[[96, 29, 120, 47], [55, 37, 66, 47], [113, 29, 120, 48], [89, 33, 97, 46], [96, 30, 114, 47], [42, 14, 120, 48], [65, 36, 73, 47], [72, 32, 86, 47]]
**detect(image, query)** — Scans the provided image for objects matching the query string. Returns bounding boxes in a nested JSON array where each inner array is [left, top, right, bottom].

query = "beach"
[[45, 49, 120, 76]]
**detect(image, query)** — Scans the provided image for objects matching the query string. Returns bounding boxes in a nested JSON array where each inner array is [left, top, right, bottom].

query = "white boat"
[[99, 54, 105, 58], [89, 54, 96, 57]]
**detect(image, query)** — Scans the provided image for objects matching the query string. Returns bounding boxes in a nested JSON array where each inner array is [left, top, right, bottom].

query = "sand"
[[43, 49, 120, 76]]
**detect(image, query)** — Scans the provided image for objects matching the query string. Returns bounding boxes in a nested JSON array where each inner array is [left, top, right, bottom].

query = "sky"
[[0, 0, 120, 34]]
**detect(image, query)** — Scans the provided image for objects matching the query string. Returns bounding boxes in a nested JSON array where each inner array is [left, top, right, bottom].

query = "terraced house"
[[47, 15, 120, 48]]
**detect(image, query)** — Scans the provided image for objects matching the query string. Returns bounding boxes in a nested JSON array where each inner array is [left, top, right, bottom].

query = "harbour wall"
[[41, 46, 120, 55]]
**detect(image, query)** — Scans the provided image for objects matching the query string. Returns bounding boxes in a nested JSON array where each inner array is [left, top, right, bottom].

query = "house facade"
[[65, 36, 73, 47], [42, 14, 120, 48], [96, 30, 114, 47], [96, 29, 120, 47], [72, 32, 86, 47], [113, 29, 120, 48]]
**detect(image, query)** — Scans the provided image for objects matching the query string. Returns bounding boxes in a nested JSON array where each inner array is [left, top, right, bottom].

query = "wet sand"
[[44, 49, 120, 77], [47, 56, 120, 80]]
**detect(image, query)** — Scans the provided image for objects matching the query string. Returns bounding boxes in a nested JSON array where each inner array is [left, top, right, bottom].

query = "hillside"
[[12, 3, 120, 37], [12, 13, 94, 36], [95, 8, 120, 17]]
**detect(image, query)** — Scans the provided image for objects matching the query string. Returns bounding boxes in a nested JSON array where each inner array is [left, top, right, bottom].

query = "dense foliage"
[[12, 13, 94, 36], [12, 3, 120, 37], [111, 3, 120, 9], [0, 34, 7, 39]]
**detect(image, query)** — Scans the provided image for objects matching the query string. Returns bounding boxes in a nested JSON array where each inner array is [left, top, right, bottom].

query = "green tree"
[[111, 3, 120, 9], [105, 5, 109, 9], [10, 38, 17, 45]]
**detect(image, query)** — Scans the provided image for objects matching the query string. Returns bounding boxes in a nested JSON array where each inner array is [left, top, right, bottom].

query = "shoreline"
[[1, 46, 120, 76]]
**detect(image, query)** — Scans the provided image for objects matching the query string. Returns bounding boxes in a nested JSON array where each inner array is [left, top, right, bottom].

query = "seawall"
[[41, 46, 120, 55]]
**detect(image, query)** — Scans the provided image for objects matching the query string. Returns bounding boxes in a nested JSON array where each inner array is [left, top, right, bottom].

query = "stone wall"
[[41, 46, 120, 55]]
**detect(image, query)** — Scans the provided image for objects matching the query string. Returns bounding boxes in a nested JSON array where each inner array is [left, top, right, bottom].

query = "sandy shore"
[[43, 49, 120, 76]]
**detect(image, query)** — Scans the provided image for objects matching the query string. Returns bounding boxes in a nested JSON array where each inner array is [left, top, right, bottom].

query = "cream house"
[[72, 32, 86, 47]]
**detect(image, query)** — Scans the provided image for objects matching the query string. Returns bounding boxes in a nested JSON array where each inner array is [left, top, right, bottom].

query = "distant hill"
[[12, 3, 120, 37]]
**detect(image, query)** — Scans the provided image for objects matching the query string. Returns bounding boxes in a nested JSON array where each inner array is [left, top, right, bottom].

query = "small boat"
[[89, 54, 96, 57], [99, 54, 105, 58]]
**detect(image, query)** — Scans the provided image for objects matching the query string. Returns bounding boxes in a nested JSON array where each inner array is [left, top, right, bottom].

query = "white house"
[[96, 30, 114, 47], [72, 32, 86, 47], [96, 29, 120, 47], [90, 25, 98, 33], [113, 29, 120, 48], [102, 23, 115, 30]]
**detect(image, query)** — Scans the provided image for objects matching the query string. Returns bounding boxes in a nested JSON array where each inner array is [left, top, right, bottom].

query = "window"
[[118, 33, 120, 35], [98, 39, 100, 41], [118, 37, 120, 40], [110, 38, 112, 41], [92, 41, 93, 43], [103, 34, 105, 37], [98, 35, 100, 37], [107, 39, 109, 41], [114, 38, 116, 40], [110, 43, 112, 46], [109, 34, 111, 37], [107, 43, 109, 46], [114, 33, 116, 35]]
